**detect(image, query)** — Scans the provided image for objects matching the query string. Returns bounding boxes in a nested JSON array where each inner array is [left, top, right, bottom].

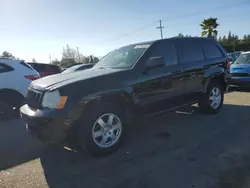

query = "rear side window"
[[148, 41, 178, 66], [201, 40, 224, 59], [175, 39, 204, 63], [0, 63, 14, 73]]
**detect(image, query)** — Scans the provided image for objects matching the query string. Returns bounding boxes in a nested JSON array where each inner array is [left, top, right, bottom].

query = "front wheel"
[[198, 82, 224, 114], [76, 103, 126, 156]]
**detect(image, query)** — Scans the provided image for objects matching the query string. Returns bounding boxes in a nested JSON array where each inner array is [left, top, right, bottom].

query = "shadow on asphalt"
[[38, 103, 250, 188], [0, 118, 45, 170], [1, 103, 250, 187]]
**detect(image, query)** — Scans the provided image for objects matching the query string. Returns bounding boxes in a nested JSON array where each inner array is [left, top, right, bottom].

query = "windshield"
[[93, 44, 150, 69], [234, 53, 250, 64]]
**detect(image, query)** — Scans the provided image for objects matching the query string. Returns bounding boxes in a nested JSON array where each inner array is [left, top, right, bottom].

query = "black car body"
[[20, 37, 229, 155]]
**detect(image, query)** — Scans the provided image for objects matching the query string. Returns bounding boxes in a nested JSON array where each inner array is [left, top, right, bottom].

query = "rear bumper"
[[229, 77, 250, 87], [20, 105, 72, 143]]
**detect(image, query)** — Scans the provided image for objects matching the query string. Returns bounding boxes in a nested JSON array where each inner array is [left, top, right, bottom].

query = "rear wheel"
[[76, 102, 126, 156], [198, 82, 224, 114]]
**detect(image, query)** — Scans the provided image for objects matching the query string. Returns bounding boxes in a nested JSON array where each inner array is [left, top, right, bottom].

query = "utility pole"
[[77, 47, 80, 63], [157, 20, 164, 39], [49, 54, 51, 64]]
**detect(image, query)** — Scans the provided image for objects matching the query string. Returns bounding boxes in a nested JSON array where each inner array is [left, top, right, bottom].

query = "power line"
[[76, 47, 80, 63], [156, 20, 164, 39], [98, 20, 158, 44], [97, 0, 250, 44], [49, 54, 51, 64], [162, 0, 250, 22]]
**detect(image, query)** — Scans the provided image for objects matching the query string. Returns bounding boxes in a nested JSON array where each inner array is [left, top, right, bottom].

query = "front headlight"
[[42, 90, 67, 109]]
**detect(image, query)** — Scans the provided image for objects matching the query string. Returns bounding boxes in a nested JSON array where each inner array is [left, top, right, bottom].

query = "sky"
[[1, 0, 250, 63]]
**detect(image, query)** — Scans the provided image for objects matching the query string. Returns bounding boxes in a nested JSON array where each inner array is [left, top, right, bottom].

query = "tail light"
[[25, 75, 40, 81], [226, 59, 231, 72]]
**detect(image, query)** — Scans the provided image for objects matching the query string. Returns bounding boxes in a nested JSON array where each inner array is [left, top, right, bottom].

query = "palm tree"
[[200, 17, 219, 38]]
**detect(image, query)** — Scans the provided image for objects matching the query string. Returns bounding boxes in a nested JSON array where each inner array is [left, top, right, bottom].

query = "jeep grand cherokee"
[[20, 37, 229, 156]]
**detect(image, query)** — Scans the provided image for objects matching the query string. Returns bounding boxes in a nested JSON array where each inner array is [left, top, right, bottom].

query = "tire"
[[198, 81, 224, 114], [76, 102, 126, 156]]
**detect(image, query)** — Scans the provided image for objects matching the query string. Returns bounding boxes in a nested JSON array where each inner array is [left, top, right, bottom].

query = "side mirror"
[[145, 56, 165, 71]]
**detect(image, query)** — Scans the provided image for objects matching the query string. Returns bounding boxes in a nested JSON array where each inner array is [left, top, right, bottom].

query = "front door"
[[133, 40, 185, 116]]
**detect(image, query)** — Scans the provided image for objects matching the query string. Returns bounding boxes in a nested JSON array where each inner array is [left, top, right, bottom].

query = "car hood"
[[31, 68, 124, 90], [230, 64, 250, 73]]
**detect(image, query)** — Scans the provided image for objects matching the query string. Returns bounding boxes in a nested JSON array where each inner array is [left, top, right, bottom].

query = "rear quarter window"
[[175, 39, 205, 64], [0, 63, 14, 73], [200, 40, 224, 59]]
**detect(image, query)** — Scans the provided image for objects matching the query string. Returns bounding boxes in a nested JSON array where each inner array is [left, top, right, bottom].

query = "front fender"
[[202, 66, 226, 93], [69, 89, 136, 122]]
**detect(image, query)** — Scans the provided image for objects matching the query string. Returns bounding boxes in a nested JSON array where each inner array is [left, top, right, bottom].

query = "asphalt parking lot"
[[1, 90, 250, 188]]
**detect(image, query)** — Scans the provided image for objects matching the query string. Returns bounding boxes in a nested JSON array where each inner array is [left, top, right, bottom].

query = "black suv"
[[20, 37, 229, 156]]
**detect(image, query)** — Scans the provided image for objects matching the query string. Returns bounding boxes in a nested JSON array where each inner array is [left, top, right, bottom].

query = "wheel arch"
[[202, 67, 227, 93], [0, 88, 25, 102], [73, 90, 136, 122]]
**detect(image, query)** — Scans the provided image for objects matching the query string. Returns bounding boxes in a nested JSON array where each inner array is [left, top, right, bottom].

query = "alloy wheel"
[[209, 87, 222, 109], [92, 113, 122, 148]]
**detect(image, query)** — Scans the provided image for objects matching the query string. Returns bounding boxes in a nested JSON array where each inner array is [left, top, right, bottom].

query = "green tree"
[[32, 58, 37, 63], [242, 34, 250, 44], [0, 51, 15, 59], [93, 56, 99, 64], [62, 44, 77, 61], [176, 33, 184, 37], [218, 36, 222, 43], [51, 58, 60, 66], [55, 44, 100, 68], [61, 44, 77, 67], [200, 17, 219, 38]]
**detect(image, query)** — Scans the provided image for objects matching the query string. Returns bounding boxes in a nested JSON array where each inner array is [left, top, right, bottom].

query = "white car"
[[0, 59, 40, 119]]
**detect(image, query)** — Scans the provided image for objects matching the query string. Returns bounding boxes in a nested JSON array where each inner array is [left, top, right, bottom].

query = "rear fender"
[[202, 67, 226, 93]]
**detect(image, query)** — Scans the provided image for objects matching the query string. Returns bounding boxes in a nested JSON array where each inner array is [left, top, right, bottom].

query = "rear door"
[[134, 40, 186, 115], [174, 38, 205, 102]]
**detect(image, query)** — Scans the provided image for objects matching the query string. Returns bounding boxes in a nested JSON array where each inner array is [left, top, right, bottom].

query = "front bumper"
[[229, 77, 250, 87], [20, 105, 72, 143]]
